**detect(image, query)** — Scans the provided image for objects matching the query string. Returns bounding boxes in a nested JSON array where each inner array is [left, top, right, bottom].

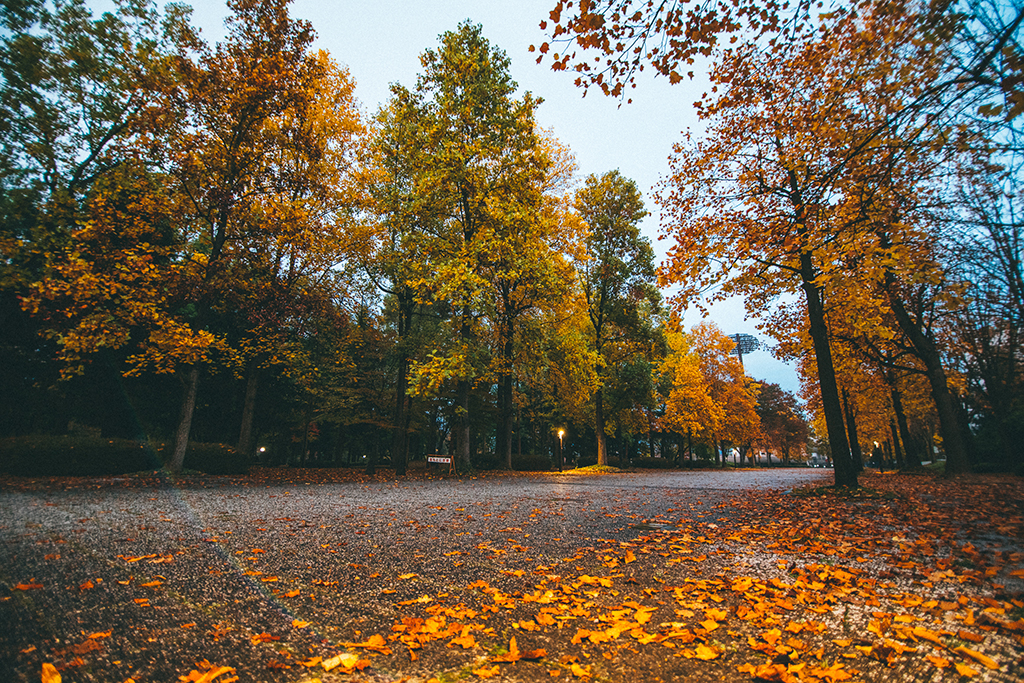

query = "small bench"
[[426, 455, 455, 475]]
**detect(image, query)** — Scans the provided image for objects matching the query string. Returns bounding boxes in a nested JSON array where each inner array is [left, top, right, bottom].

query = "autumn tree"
[[536, 1, 1023, 481], [228, 52, 365, 459], [689, 322, 760, 464], [755, 382, 810, 465], [658, 328, 719, 458], [158, 0, 326, 472], [376, 23, 551, 472], [1, 0, 198, 435], [574, 170, 661, 466], [487, 135, 581, 469]]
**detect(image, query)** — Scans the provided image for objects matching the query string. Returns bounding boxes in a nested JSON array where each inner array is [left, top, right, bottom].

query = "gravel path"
[[0, 468, 836, 682]]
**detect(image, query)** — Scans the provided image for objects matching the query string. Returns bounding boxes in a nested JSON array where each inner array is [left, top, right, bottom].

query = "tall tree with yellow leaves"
[[574, 170, 661, 466], [377, 23, 551, 472]]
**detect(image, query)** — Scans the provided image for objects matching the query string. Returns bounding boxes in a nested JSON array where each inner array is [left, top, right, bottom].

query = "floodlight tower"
[[730, 333, 760, 370]]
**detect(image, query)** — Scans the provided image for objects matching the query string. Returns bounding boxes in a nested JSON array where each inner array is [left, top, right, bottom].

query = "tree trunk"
[[595, 386, 608, 466], [842, 388, 863, 472], [169, 365, 199, 473], [498, 362, 514, 469], [890, 384, 920, 468], [516, 404, 522, 460], [800, 253, 856, 487], [391, 292, 415, 476], [237, 367, 260, 458], [888, 419, 904, 468], [392, 353, 410, 476], [455, 378, 471, 471], [884, 284, 970, 474]]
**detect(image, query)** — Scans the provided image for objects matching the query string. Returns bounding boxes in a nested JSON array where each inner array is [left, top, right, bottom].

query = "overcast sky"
[[136, 0, 802, 395]]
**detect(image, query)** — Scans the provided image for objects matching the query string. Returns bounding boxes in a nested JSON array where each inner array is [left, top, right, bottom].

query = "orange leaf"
[[195, 665, 235, 683], [926, 655, 951, 668], [398, 573, 418, 580], [953, 646, 999, 670], [322, 653, 364, 671], [571, 662, 592, 678], [955, 662, 979, 677], [536, 612, 556, 626], [300, 656, 322, 667], [42, 663, 61, 683], [284, 590, 300, 598], [14, 581, 44, 590], [339, 634, 391, 655], [492, 636, 521, 663], [911, 626, 945, 646], [809, 663, 853, 681], [694, 644, 719, 660], [140, 580, 162, 588], [473, 664, 500, 678], [292, 620, 310, 629]]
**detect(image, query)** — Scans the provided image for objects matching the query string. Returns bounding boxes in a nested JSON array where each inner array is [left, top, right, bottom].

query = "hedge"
[[0, 435, 250, 476]]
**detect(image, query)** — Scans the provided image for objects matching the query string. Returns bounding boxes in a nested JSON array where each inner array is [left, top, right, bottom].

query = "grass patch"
[[567, 464, 623, 474]]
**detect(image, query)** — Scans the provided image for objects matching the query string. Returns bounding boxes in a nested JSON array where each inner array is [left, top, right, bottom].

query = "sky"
[[119, 0, 803, 395]]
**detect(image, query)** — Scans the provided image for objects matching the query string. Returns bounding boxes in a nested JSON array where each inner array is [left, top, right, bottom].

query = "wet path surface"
[[0, 468, 833, 681]]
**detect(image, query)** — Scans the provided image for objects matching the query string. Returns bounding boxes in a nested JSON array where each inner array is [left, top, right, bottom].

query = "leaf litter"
[[1, 468, 1022, 681]]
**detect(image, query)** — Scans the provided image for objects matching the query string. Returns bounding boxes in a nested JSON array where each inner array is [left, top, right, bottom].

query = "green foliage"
[[573, 170, 662, 465]]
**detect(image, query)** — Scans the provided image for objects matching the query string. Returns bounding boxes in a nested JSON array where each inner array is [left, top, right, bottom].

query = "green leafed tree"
[[375, 22, 551, 472], [574, 170, 661, 466]]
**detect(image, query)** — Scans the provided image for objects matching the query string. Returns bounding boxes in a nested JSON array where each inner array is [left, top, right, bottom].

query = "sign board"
[[427, 455, 455, 474]]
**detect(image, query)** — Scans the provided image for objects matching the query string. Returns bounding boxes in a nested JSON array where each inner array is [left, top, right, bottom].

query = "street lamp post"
[[557, 429, 565, 472]]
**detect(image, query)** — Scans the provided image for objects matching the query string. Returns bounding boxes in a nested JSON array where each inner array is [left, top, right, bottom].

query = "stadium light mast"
[[730, 333, 760, 370]]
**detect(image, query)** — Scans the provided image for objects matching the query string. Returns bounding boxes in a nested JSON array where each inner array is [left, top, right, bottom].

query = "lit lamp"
[[557, 429, 565, 472]]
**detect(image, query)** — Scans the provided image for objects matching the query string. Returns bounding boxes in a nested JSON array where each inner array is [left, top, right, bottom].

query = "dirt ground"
[[1, 467, 1022, 683]]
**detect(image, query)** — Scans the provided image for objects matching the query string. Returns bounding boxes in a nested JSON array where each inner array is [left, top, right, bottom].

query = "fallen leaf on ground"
[[42, 663, 61, 683], [953, 646, 999, 670], [473, 665, 500, 678]]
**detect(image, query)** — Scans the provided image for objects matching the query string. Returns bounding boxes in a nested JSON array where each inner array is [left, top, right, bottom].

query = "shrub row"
[[629, 457, 677, 469], [511, 453, 553, 471], [0, 435, 250, 476]]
